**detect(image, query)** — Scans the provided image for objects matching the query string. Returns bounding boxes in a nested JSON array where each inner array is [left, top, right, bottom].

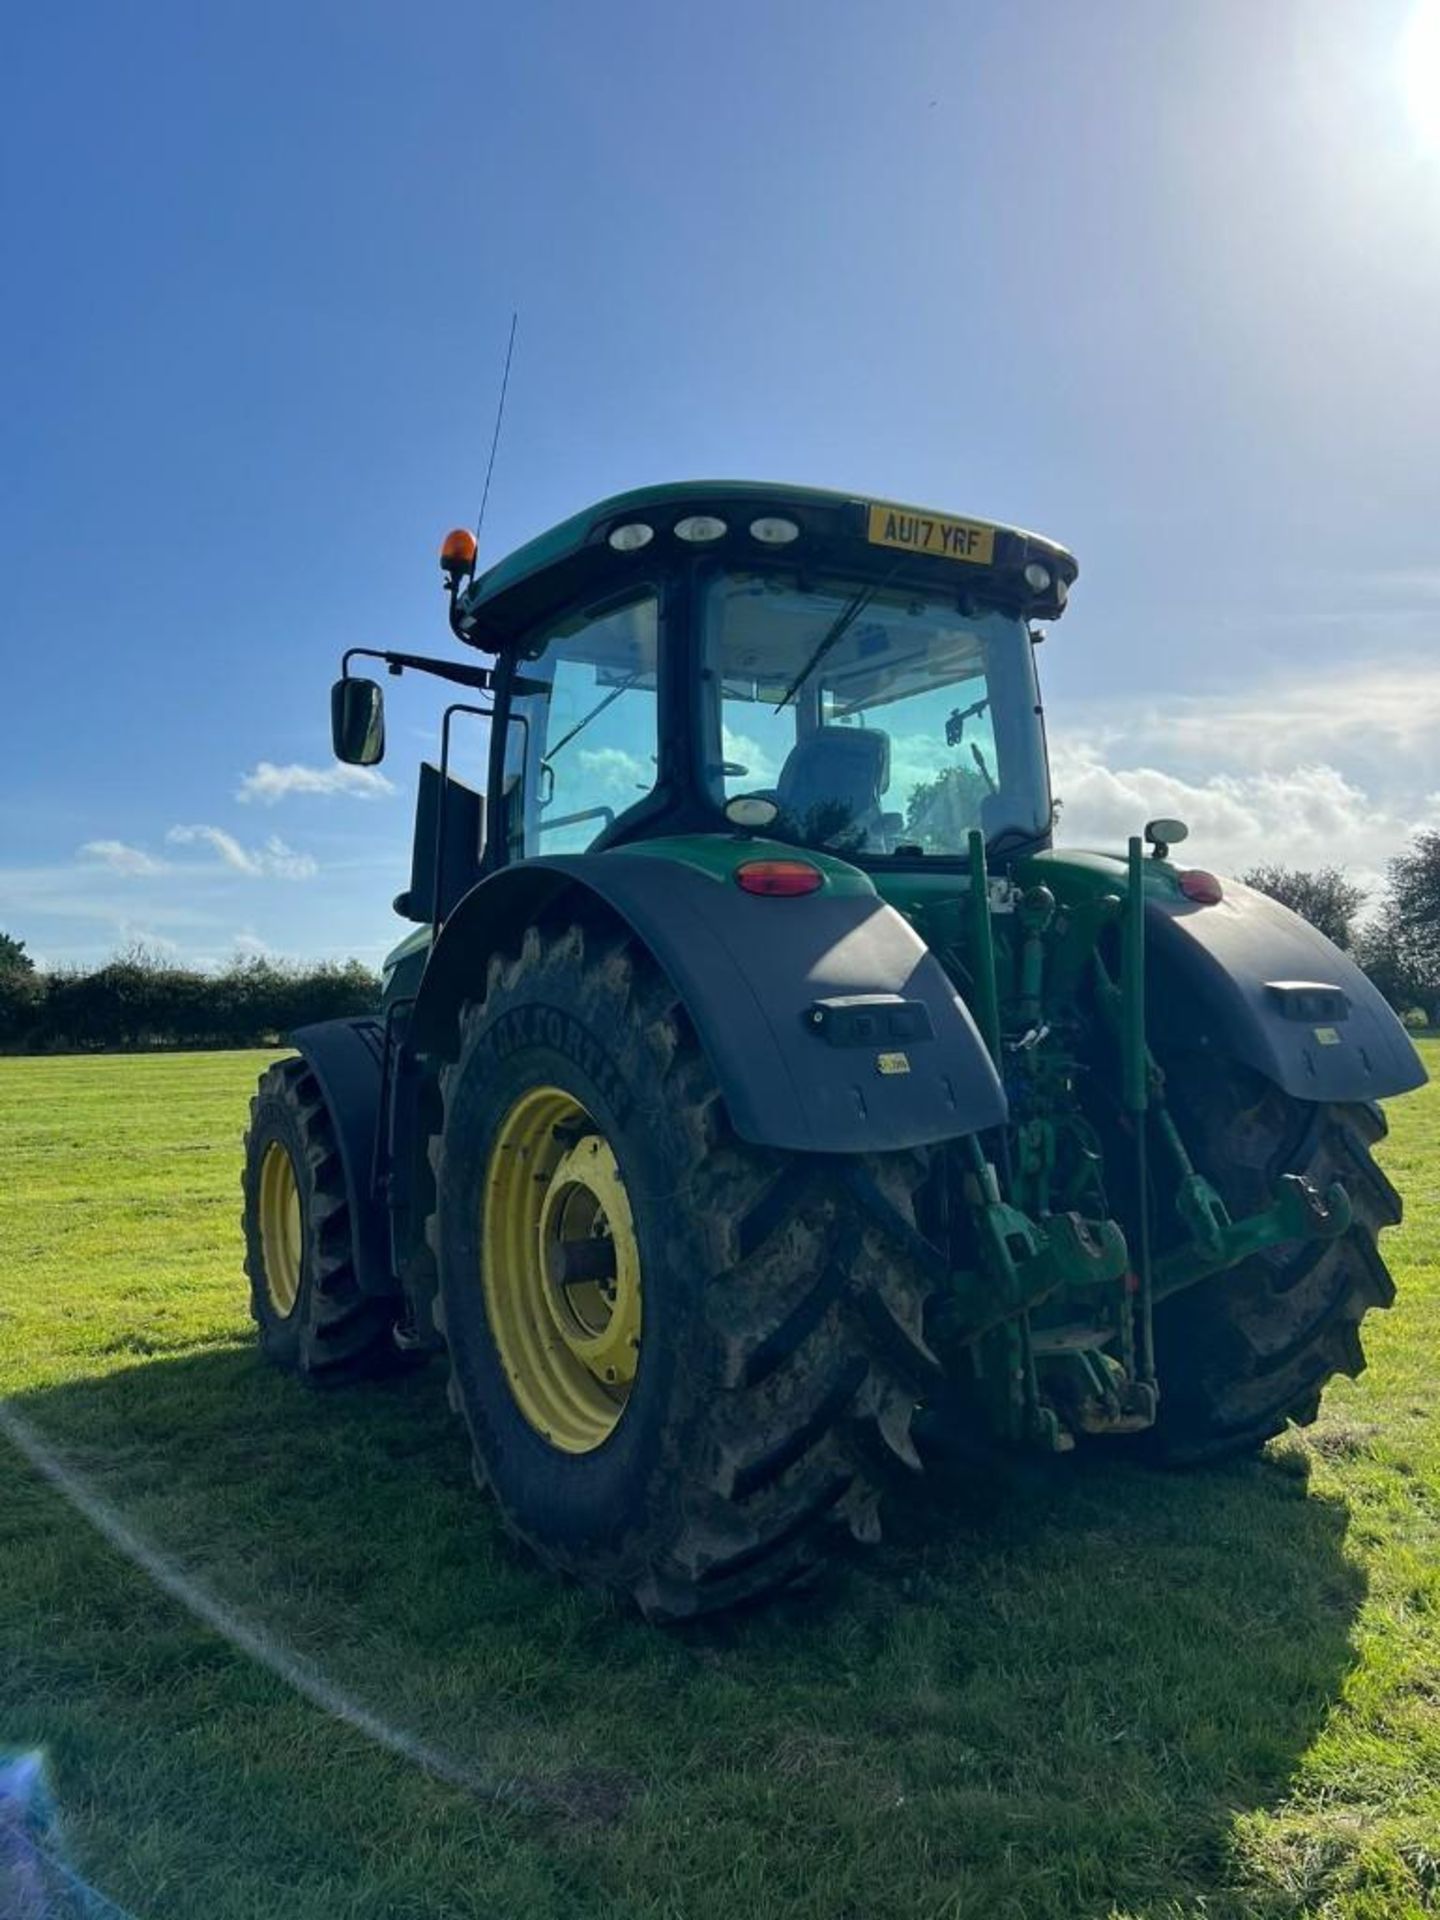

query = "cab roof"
[[453, 479, 1078, 650]]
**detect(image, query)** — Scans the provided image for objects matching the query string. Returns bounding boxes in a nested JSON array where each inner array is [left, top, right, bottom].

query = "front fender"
[[407, 851, 1006, 1153], [1145, 877, 1426, 1102]]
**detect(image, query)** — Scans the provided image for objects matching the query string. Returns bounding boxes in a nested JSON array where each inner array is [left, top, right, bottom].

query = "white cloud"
[[1062, 662, 1440, 782], [258, 836, 319, 881], [1044, 660, 1440, 903], [1048, 746, 1437, 909], [166, 824, 257, 873], [78, 839, 168, 877], [165, 825, 318, 881], [237, 761, 396, 805], [886, 729, 954, 811], [575, 747, 650, 795], [722, 726, 779, 785]]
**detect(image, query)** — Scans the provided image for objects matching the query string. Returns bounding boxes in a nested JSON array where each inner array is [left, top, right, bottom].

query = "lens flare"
[[1402, 0, 1440, 152]]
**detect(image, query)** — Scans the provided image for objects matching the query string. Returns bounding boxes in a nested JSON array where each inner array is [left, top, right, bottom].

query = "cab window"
[[502, 594, 660, 858], [700, 570, 1050, 858]]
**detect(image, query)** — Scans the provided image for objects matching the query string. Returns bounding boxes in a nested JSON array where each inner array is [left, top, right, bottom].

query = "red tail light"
[[735, 859, 824, 897], [1179, 869, 1224, 905]]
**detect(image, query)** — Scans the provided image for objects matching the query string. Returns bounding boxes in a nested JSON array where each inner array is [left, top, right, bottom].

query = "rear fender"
[[288, 1016, 398, 1297], [1145, 878, 1427, 1102], [406, 853, 1007, 1153]]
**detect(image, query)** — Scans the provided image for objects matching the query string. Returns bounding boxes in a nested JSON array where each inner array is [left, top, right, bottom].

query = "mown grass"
[[1, 1045, 1437, 1920]]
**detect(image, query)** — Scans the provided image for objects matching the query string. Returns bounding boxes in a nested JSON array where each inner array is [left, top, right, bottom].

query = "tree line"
[[0, 936, 380, 1052]]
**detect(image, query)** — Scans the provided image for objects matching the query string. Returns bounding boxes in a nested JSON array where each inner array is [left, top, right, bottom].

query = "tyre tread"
[[1148, 1082, 1402, 1464], [241, 1056, 397, 1384], [427, 915, 945, 1619]]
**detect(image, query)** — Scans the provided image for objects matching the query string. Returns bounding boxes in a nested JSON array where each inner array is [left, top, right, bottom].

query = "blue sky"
[[5, 0, 1440, 967]]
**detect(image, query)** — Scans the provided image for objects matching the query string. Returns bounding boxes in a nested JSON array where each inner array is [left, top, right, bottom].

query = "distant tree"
[[1358, 830, 1440, 1020], [0, 932, 34, 976], [904, 766, 991, 851], [1239, 864, 1366, 951], [0, 938, 42, 1046]]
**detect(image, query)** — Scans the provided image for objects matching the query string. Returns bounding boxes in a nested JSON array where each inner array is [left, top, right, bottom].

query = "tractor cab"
[[463, 482, 1076, 876], [332, 482, 1079, 931], [499, 560, 1054, 866]]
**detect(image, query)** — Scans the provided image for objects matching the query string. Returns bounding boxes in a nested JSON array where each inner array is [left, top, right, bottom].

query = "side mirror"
[[330, 677, 386, 766]]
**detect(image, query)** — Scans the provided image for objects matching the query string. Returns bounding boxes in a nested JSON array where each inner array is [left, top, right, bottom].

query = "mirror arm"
[[341, 646, 497, 695]]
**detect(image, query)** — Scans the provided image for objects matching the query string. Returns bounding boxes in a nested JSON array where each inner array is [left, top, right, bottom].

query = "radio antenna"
[[474, 311, 518, 555]]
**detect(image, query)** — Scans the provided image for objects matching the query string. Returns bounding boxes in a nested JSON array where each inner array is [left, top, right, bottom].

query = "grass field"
[[1, 1047, 1438, 1920]]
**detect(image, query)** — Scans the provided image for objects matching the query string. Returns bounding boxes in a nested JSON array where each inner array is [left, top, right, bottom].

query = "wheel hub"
[[482, 1087, 642, 1453], [257, 1139, 302, 1317], [538, 1135, 642, 1391]]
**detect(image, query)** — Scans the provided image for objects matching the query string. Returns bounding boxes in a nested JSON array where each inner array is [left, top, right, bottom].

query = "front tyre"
[[241, 1057, 397, 1382], [427, 920, 943, 1621]]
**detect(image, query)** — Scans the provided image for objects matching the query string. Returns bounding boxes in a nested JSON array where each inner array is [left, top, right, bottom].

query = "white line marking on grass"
[[0, 1401, 529, 1808]]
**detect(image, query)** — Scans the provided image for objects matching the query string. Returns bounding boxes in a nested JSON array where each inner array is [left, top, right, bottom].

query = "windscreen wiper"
[[772, 562, 905, 714], [544, 671, 641, 764]]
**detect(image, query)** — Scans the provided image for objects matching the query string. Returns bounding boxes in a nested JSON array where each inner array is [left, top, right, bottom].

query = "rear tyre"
[[242, 1057, 397, 1383], [426, 918, 944, 1621], [1146, 1069, 1402, 1464]]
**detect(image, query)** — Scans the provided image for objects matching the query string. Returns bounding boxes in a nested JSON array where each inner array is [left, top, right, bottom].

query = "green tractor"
[[241, 482, 1426, 1620]]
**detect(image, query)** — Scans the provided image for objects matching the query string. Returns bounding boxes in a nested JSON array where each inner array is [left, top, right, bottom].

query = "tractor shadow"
[[8, 1347, 1364, 1920]]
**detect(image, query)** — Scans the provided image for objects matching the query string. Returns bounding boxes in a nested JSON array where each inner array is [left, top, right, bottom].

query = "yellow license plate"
[[866, 502, 995, 565]]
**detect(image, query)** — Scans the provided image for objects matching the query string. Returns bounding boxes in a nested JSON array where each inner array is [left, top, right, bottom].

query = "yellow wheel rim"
[[482, 1086, 642, 1454], [257, 1139, 303, 1318]]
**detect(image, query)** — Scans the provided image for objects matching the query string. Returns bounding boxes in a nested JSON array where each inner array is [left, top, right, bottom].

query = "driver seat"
[[776, 726, 891, 847]]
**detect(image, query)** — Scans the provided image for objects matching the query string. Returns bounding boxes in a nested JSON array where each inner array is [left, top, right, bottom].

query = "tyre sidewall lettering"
[[474, 1005, 634, 1130]]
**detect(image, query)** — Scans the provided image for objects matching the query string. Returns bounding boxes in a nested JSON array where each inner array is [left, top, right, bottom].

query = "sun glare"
[[1402, 0, 1440, 151]]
